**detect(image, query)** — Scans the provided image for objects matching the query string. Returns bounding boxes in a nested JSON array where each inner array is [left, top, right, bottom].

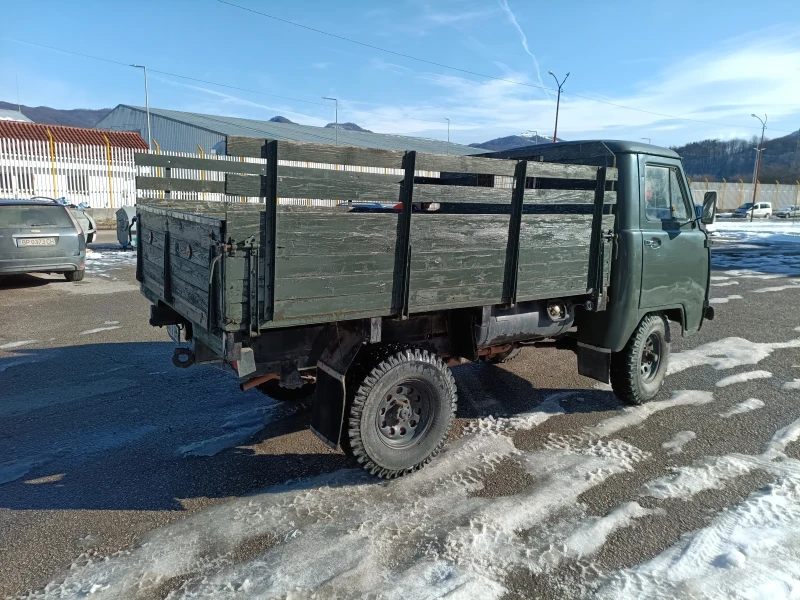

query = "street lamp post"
[[751, 146, 761, 186], [322, 97, 338, 144], [522, 130, 538, 145], [131, 65, 152, 151], [445, 118, 450, 154], [750, 113, 767, 222], [547, 70, 569, 143], [640, 137, 651, 144]]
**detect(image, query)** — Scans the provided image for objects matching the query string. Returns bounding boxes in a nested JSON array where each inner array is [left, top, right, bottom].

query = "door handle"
[[644, 238, 661, 249]]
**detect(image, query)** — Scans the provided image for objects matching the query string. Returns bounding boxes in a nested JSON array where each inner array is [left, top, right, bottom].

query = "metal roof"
[[0, 109, 32, 122], [0, 121, 148, 150], [482, 139, 680, 160], [116, 105, 482, 155], [0, 198, 61, 205]]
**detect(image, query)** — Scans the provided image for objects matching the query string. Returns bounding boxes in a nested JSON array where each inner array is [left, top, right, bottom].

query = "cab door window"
[[644, 165, 690, 223]]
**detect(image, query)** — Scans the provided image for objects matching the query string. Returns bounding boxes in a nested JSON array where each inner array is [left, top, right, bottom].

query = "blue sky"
[[2, 0, 799, 146]]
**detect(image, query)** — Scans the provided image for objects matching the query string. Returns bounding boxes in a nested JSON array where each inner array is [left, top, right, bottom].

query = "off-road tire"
[[255, 378, 316, 401], [610, 313, 670, 406], [345, 348, 457, 479], [65, 269, 85, 282], [488, 346, 522, 364]]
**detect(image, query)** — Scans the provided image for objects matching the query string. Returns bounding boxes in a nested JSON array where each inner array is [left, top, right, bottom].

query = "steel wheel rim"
[[375, 379, 434, 448], [640, 332, 662, 382]]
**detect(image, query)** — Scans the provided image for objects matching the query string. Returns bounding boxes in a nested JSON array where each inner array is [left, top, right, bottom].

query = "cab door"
[[639, 158, 709, 332]]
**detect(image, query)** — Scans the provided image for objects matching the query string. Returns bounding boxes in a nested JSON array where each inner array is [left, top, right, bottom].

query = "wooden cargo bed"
[[135, 136, 617, 338]]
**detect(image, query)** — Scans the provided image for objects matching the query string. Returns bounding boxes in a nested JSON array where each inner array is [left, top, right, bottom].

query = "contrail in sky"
[[497, 0, 552, 100]]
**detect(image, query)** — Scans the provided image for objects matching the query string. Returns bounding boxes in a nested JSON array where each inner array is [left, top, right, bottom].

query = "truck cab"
[[483, 140, 715, 351]]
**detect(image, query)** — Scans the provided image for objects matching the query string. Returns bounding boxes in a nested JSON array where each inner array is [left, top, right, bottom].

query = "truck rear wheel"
[[610, 313, 670, 405], [344, 348, 457, 478]]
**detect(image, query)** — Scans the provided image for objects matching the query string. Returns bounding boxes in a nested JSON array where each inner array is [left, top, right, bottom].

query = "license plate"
[[167, 324, 183, 343], [19, 237, 56, 247]]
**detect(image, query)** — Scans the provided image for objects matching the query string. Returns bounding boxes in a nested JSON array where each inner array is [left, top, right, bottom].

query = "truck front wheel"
[[344, 348, 457, 478], [610, 314, 670, 405]]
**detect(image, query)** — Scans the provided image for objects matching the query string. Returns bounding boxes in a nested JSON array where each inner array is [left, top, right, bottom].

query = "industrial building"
[[95, 105, 482, 156]]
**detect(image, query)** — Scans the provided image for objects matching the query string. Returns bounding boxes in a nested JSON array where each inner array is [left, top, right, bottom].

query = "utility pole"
[[445, 118, 450, 154], [323, 97, 338, 144], [131, 65, 152, 151], [16, 75, 21, 114], [548, 71, 569, 143], [750, 114, 767, 222], [751, 146, 761, 186]]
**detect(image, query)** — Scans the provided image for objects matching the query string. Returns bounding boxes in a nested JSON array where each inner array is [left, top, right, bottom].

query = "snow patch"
[[720, 398, 765, 418], [596, 478, 800, 600], [782, 379, 800, 391], [662, 431, 696, 455], [710, 280, 739, 287], [751, 282, 800, 293], [723, 269, 786, 279], [709, 294, 742, 304], [463, 391, 568, 435], [563, 502, 659, 559], [589, 390, 713, 438], [80, 326, 122, 335], [642, 417, 800, 501], [0, 339, 37, 350], [715, 370, 772, 387], [668, 336, 800, 375]]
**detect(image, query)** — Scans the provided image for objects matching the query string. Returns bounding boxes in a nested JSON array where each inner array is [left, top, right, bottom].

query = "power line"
[[2, 36, 468, 129], [216, 0, 793, 134]]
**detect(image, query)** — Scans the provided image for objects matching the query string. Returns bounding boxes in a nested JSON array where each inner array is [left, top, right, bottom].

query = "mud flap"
[[577, 342, 611, 384], [309, 325, 365, 450]]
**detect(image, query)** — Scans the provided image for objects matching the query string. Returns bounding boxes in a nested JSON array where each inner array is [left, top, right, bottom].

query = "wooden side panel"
[[408, 213, 509, 312], [269, 207, 397, 324]]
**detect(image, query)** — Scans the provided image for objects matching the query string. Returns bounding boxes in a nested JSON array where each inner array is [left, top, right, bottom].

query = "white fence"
[[689, 181, 800, 211], [0, 137, 137, 208]]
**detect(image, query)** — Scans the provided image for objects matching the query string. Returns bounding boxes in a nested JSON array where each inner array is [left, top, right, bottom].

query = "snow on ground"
[[668, 336, 800, 375], [715, 370, 772, 387], [84, 249, 137, 276], [711, 280, 739, 287], [0, 340, 37, 350], [176, 402, 296, 458], [79, 326, 122, 335], [27, 390, 716, 600], [783, 380, 800, 391], [714, 219, 800, 244], [662, 431, 696, 454], [751, 281, 800, 293], [720, 398, 765, 418], [709, 294, 742, 304], [597, 418, 800, 600]]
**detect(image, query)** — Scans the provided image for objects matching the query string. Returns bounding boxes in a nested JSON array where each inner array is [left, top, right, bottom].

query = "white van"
[[733, 202, 772, 219]]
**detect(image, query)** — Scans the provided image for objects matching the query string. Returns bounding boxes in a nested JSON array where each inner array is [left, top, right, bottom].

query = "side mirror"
[[701, 191, 717, 224]]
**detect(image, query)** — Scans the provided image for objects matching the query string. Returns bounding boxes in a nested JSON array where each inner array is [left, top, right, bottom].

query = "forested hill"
[[672, 130, 799, 183]]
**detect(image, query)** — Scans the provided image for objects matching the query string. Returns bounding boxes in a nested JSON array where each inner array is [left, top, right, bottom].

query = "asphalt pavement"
[[1, 230, 799, 599]]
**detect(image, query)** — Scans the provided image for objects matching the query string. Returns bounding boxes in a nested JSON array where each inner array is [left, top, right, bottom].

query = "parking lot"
[[2, 229, 800, 599]]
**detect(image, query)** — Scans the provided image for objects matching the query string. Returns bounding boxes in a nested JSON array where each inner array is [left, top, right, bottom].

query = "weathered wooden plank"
[[135, 153, 266, 174], [414, 184, 511, 204], [170, 275, 209, 320], [275, 273, 392, 301], [409, 283, 503, 310], [523, 189, 617, 205], [136, 176, 225, 194], [227, 169, 403, 200], [136, 198, 229, 217], [226, 136, 406, 168], [275, 253, 397, 277], [166, 216, 216, 251], [272, 293, 393, 320], [276, 212, 398, 257], [415, 153, 517, 177], [169, 252, 210, 292]]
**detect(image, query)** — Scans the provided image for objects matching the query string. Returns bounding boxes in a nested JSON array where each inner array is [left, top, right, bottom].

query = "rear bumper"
[[0, 258, 83, 275]]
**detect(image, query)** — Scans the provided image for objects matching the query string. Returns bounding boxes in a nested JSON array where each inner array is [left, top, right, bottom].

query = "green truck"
[[134, 137, 717, 478]]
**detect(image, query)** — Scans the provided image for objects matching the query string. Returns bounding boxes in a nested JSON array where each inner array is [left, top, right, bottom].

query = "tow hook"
[[172, 347, 195, 368]]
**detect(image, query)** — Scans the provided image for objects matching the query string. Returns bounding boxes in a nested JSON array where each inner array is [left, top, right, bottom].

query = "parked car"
[[775, 205, 800, 219], [733, 201, 772, 218], [0, 198, 86, 281], [32, 196, 98, 243]]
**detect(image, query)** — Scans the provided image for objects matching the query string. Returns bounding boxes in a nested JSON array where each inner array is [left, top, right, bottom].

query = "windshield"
[[738, 203, 754, 210], [0, 205, 74, 228]]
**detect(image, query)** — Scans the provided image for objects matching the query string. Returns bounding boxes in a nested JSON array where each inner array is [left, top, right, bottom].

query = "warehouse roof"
[[115, 105, 482, 155], [0, 120, 148, 149], [0, 108, 32, 122]]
